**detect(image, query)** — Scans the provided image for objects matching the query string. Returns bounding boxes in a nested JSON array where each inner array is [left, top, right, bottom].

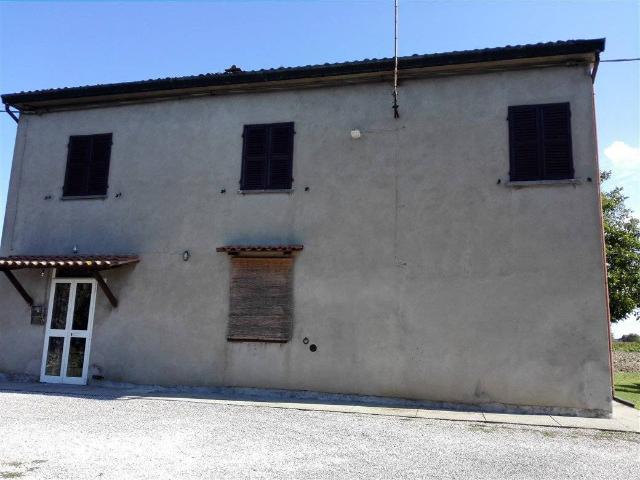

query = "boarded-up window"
[[240, 123, 294, 190], [227, 257, 293, 342], [63, 133, 113, 197], [508, 103, 573, 181]]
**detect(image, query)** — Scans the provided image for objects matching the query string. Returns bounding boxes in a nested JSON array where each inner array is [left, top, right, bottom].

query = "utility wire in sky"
[[600, 58, 640, 63]]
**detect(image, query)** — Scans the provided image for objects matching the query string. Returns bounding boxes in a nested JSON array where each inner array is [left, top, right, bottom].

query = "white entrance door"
[[40, 278, 97, 385]]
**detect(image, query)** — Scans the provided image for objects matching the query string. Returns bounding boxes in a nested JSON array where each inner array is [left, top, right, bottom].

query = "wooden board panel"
[[228, 257, 293, 342]]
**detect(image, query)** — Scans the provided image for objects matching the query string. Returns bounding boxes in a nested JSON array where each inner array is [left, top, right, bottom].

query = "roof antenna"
[[392, 0, 400, 119]]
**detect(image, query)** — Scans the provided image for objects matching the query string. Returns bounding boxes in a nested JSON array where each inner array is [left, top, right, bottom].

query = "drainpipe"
[[589, 64, 614, 399], [3, 104, 19, 124]]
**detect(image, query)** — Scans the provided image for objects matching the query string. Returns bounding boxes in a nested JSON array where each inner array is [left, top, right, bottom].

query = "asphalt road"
[[0, 390, 638, 479]]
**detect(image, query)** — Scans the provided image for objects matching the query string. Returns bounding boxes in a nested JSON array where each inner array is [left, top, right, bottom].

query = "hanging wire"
[[600, 58, 640, 62], [392, 0, 400, 119]]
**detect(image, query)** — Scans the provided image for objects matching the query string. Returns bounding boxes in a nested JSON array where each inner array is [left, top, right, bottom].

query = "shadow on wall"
[[224, 235, 303, 246]]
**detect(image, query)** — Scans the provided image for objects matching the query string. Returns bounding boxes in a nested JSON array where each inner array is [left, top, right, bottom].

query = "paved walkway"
[[0, 383, 638, 480], [0, 380, 638, 432]]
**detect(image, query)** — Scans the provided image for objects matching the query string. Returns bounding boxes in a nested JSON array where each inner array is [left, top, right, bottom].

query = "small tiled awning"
[[0, 255, 139, 270], [216, 245, 303, 255], [0, 255, 139, 308]]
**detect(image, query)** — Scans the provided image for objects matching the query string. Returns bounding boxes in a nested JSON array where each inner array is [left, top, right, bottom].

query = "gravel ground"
[[0, 391, 638, 479], [613, 350, 640, 373]]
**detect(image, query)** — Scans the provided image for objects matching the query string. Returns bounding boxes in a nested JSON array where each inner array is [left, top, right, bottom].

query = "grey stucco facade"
[[0, 46, 613, 415]]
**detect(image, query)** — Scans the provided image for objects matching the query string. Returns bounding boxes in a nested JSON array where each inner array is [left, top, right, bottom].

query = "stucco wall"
[[0, 65, 612, 414]]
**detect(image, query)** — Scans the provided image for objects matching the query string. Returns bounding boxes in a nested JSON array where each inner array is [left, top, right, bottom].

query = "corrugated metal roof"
[[1, 38, 605, 109]]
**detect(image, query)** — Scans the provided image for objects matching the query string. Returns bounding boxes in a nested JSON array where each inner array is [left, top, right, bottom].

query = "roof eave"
[[2, 39, 605, 112]]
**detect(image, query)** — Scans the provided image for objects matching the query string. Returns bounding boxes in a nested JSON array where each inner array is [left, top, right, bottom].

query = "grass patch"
[[0, 472, 24, 479], [612, 342, 640, 353], [614, 372, 640, 409]]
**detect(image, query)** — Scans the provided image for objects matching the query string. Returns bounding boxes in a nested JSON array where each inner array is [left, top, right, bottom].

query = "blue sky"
[[1, 1, 639, 333]]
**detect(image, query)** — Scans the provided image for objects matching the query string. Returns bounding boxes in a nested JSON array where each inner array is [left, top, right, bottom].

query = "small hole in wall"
[[309, 344, 317, 352], [302, 337, 309, 345]]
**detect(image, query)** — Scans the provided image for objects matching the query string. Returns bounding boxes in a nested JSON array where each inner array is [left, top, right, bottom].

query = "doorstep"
[[0, 380, 637, 433]]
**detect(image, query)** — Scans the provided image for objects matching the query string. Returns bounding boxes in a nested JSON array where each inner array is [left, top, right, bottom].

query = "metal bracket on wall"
[[93, 271, 118, 308], [1, 270, 34, 306], [590, 52, 600, 83], [3, 104, 19, 124]]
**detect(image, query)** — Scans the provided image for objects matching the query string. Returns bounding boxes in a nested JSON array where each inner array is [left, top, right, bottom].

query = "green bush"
[[620, 333, 640, 343]]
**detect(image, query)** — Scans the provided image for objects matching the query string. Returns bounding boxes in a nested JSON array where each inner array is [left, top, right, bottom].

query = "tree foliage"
[[620, 333, 640, 343], [601, 171, 640, 322]]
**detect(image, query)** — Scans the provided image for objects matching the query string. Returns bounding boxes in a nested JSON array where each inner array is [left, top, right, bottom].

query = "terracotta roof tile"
[[0, 255, 139, 270]]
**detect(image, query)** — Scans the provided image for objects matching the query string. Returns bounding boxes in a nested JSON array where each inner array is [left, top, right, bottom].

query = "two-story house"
[[0, 38, 612, 416]]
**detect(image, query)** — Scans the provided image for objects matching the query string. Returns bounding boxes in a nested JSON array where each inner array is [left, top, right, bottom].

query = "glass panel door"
[[40, 279, 97, 385]]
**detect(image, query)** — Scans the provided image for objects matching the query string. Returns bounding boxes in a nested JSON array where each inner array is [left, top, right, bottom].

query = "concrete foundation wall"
[[0, 65, 612, 414]]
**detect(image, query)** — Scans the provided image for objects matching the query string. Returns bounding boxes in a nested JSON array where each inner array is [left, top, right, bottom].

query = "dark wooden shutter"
[[241, 123, 294, 190], [509, 103, 572, 181], [227, 257, 293, 342], [241, 126, 269, 190], [63, 133, 112, 196], [63, 136, 92, 196], [267, 123, 294, 189], [540, 103, 573, 180], [509, 106, 540, 181], [87, 133, 112, 195]]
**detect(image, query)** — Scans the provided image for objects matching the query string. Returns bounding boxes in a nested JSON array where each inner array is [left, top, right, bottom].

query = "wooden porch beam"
[[93, 271, 118, 308], [2, 269, 34, 306]]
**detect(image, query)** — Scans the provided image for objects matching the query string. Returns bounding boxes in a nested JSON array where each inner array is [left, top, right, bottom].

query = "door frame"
[[40, 277, 97, 385]]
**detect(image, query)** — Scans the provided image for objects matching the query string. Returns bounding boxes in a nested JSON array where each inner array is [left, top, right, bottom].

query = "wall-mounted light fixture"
[[182, 250, 191, 262], [350, 129, 362, 139]]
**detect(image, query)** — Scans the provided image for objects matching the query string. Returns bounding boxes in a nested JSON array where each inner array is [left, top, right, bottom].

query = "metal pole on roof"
[[392, 0, 400, 119]]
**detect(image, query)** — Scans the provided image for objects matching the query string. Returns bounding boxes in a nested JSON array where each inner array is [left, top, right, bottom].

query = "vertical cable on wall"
[[392, 0, 400, 119]]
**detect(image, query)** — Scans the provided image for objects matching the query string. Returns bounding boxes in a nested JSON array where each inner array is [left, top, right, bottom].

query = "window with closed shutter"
[[63, 133, 113, 197], [227, 257, 293, 342], [241, 123, 294, 190], [508, 103, 573, 181]]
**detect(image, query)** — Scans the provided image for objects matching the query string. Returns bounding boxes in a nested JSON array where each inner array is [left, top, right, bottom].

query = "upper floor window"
[[241, 123, 294, 191], [508, 103, 573, 181], [63, 133, 113, 197]]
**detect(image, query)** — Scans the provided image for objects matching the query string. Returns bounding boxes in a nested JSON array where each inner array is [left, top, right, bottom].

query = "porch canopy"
[[0, 254, 139, 308]]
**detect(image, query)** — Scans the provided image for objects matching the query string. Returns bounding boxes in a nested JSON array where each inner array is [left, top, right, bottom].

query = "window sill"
[[60, 194, 108, 201], [238, 189, 294, 195], [504, 178, 585, 188]]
